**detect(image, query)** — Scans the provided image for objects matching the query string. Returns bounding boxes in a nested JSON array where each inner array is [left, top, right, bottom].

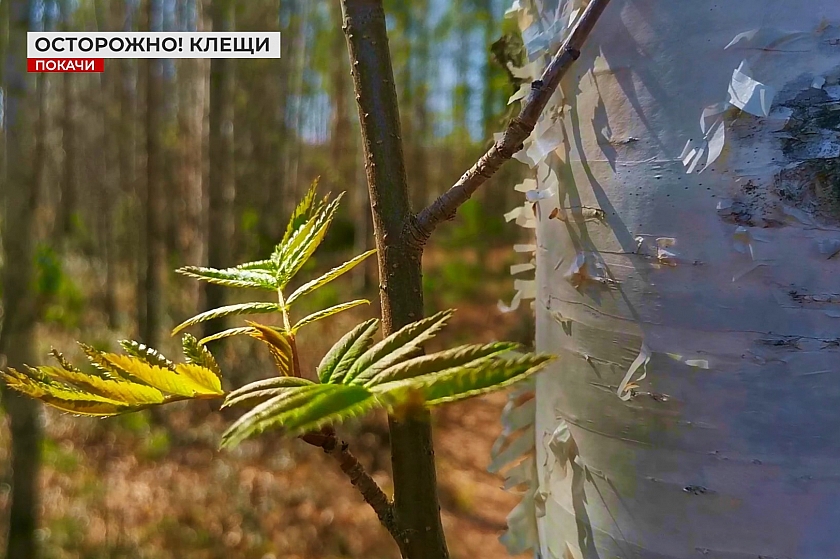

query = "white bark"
[[504, 2, 840, 558]]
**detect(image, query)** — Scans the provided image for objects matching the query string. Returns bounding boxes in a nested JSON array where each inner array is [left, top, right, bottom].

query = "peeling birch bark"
[[510, 2, 840, 558]]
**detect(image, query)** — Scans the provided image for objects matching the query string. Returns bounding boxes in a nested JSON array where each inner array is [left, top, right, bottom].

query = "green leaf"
[[280, 179, 320, 250], [181, 334, 222, 377], [317, 319, 380, 384], [172, 302, 280, 335], [275, 194, 343, 287], [292, 299, 369, 333], [220, 383, 380, 449], [344, 310, 454, 385], [176, 266, 277, 290], [246, 322, 294, 376], [286, 249, 377, 305], [372, 354, 553, 406], [119, 340, 175, 370], [363, 342, 519, 387], [222, 376, 315, 408], [235, 259, 275, 272], [198, 327, 256, 345]]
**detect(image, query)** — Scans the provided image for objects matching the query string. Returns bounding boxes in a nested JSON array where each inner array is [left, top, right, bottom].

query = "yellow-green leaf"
[[172, 302, 280, 336], [2, 368, 132, 417], [247, 322, 294, 376], [40, 365, 165, 405], [182, 334, 222, 377], [292, 299, 370, 333], [198, 327, 255, 345], [174, 363, 223, 395], [176, 266, 277, 290], [286, 249, 377, 305], [100, 353, 209, 397]]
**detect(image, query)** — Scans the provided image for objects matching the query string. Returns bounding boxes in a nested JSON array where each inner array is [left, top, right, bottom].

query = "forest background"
[[0, 0, 537, 557]]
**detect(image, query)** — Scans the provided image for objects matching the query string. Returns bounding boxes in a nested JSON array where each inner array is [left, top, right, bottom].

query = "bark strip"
[[408, 0, 611, 249]]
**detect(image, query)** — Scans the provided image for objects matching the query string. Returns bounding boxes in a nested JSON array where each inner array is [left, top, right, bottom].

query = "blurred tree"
[[140, 0, 165, 347], [204, 0, 235, 341], [56, 0, 78, 244], [1, 0, 43, 557]]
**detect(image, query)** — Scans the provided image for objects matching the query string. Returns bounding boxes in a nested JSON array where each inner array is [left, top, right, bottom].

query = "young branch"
[[407, 0, 612, 249], [301, 428, 404, 554], [340, 1, 449, 558]]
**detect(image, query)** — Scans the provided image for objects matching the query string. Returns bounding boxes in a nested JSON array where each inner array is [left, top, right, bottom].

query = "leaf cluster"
[[1, 337, 222, 416], [3, 182, 553, 450]]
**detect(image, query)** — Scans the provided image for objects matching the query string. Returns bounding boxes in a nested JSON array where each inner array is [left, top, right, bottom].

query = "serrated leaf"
[[222, 376, 315, 408], [182, 334, 222, 377], [174, 363, 223, 395], [292, 299, 369, 333], [372, 354, 553, 406], [286, 249, 377, 305], [220, 383, 380, 449], [39, 365, 165, 405], [363, 342, 519, 387], [172, 302, 280, 335], [275, 194, 343, 287], [2, 367, 134, 416], [176, 266, 277, 290], [97, 352, 221, 397], [198, 327, 255, 345], [344, 310, 454, 385], [119, 340, 175, 370], [236, 259, 275, 272], [280, 179, 321, 250], [317, 319, 380, 384], [246, 322, 294, 376]]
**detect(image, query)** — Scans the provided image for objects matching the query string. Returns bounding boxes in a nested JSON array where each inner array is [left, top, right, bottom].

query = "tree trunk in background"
[[329, 0, 354, 192], [95, 0, 119, 328], [411, 1, 430, 209], [176, 0, 207, 315], [286, 0, 310, 204], [141, 0, 165, 347], [264, 0, 290, 244], [115, 0, 138, 319], [1, 1, 42, 557], [341, 1, 448, 557], [204, 0, 235, 340], [526, 3, 840, 558], [58, 0, 77, 244]]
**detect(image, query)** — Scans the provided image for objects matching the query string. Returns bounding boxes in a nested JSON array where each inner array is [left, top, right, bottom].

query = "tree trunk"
[[1, 1, 42, 557], [340, 1, 448, 558], [94, 0, 119, 328], [141, 0, 165, 348], [522, 3, 840, 558], [204, 0, 235, 340], [176, 0, 207, 316], [58, 0, 77, 244]]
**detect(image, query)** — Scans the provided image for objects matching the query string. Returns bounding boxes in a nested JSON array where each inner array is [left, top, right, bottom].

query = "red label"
[[27, 58, 104, 73]]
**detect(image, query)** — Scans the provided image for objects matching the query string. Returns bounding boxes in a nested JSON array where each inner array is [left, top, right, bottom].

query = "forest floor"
[[0, 245, 535, 559]]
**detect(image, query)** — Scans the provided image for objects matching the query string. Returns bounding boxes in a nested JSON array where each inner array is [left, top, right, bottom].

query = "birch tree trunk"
[[508, 2, 840, 558]]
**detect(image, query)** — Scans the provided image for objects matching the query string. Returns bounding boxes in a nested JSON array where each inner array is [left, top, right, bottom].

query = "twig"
[[301, 427, 405, 555], [407, 0, 612, 250]]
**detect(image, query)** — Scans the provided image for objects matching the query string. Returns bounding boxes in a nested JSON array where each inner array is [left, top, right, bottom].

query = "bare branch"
[[407, 0, 612, 249], [301, 427, 404, 554]]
